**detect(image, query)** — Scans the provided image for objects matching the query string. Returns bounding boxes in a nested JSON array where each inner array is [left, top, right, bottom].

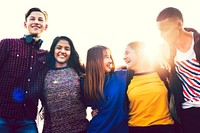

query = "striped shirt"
[[175, 38, 200, 109]]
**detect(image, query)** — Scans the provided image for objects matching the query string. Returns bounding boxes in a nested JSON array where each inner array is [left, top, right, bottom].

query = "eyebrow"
[[56, 45, 70, 48], [29, 16, 44, 19]]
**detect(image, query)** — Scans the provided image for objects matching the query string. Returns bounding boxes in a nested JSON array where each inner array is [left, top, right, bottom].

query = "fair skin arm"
[[156, 57, 171, 72], [91, 109, 98, 117]]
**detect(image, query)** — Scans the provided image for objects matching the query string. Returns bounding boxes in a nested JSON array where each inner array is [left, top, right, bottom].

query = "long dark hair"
[[84, 45, 115, 102], [47, 36, 85, 76]]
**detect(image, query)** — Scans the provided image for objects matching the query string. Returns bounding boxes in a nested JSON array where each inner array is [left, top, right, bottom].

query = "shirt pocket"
[[5, 50, 29, 76], [9, 50, 28, 59]]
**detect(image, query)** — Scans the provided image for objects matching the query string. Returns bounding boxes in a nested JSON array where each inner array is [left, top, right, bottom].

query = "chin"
[[105, 69, 112, 73], [126, 65, 131, 70], [30, 33, 39, 37], [127, 66, 135, 70]]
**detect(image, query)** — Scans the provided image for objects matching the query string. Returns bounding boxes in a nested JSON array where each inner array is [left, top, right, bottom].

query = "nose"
[[33, 19, 39, 24], [60, 48, 66, 53], [123, 55, 127, 61], [108, 58, 112, 63]]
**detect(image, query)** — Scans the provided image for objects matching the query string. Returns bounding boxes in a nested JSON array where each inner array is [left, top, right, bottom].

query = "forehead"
[[56, 40, 70, 46], [157, 18, 178, 28], [28, 11, 46, 19], [103, 49, 111, 55], [125, 46, 135, 52]]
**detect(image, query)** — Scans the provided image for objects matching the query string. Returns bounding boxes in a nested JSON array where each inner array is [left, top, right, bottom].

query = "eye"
[[29, 17, 35, 21], [38, 18, 44, 22], [65, 47, 70, 51], [55, 46, 62, 50], [105, 55, 111, 59]]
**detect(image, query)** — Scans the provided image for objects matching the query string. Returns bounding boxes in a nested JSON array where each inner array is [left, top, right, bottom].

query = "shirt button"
[[28, 79, 30, 81], [24, 104, 26, 106], [30, 67, 32, 69], [17, 54, 19, 57], [26, 91, 28, 94], [31, 56, 34, 58]]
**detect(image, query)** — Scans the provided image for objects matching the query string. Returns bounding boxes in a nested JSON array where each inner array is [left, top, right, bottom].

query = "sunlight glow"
[[1, 1, 200, 132], [1, 0, 200, 67]]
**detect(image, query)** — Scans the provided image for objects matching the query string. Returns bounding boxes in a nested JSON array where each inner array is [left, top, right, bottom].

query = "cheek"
[[167, 28, 178, 37], [131, 56, 138, 64], [67, 51, 71, 56], [103, 60, 107, 67], [54, 50, 58, 57]]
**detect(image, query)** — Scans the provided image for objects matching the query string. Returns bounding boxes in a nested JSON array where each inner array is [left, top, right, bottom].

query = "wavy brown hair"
[[84, 45, 115, 103]]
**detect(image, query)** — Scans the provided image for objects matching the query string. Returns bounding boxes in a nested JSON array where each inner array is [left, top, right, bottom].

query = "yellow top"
[[127, 72, 174, 127]]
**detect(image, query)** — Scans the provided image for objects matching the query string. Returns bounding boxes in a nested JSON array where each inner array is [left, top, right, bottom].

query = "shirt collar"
[[24, 35, 43, 49]]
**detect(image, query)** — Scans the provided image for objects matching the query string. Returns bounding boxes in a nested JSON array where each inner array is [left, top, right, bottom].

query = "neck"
[[175, 29, 193, 52], [132, 62, 154, 74], [27, 34, 41, 41], [55, 63, 67, 68], [33, 36, 40, 41], [134, 67, 154, 74]]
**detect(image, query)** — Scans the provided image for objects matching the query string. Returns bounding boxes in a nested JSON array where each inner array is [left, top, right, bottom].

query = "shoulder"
[[0, 38, 23, 45], [0, 38, 23, 51], [113, 69, 128, 76], [108, 70, 127, 81], [38, 49, 49, 55], [1, 37, 23, 42], [155, 67, 169, 82]]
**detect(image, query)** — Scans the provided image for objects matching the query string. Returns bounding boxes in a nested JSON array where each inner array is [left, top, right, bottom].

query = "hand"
[[91, 109, 98, 117], [159, 57, 171, 72]]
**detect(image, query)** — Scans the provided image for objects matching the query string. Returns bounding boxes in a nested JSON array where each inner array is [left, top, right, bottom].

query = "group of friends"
[[0, 6, 199, 133]]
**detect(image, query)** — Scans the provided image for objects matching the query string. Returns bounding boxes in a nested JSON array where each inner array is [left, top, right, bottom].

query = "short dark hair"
[[25, 7, 48, 22], [156, 7, 183, 22]]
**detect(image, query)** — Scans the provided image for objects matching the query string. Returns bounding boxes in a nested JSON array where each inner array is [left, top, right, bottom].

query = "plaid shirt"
[[0, 37, 48, 120]]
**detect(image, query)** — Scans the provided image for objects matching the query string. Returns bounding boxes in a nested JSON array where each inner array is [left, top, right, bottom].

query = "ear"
[[24, 22, 27, 28], [45, 24, 48, 30], [177, 20, 183, 29]]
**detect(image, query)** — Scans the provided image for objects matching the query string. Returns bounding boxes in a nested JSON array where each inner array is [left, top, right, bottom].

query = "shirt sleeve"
[[0, 39, 9, 65]]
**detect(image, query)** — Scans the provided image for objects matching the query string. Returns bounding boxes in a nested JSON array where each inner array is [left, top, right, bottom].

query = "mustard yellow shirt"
[[127, 72, 174, 127]]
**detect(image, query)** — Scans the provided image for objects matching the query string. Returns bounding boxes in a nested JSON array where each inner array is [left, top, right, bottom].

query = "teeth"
[[32, 25, 41, 28], [59, 55, 65, 58], [58, 54, 66, 57], [125, 61, 129, 64]]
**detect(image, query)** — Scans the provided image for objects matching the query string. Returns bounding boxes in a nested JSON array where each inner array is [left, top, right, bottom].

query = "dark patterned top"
[[0, 37, 48, 120], [42, 67, 88, 133]]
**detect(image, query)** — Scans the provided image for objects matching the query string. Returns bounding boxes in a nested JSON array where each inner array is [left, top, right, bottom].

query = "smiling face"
[[54, 40, 71, 68], [103, 49, 113, 73], [157, 18, 180, 45], [123, 45, 139, 70], [24, 11, 48, 38]]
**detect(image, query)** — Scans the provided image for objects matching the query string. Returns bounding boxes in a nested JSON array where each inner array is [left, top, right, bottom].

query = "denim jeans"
[[0, 117, 38, 133]]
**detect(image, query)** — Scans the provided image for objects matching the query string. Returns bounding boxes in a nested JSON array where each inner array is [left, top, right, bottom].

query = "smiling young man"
[[0, 7, 48, 133], [156, 7, 200, 133]]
